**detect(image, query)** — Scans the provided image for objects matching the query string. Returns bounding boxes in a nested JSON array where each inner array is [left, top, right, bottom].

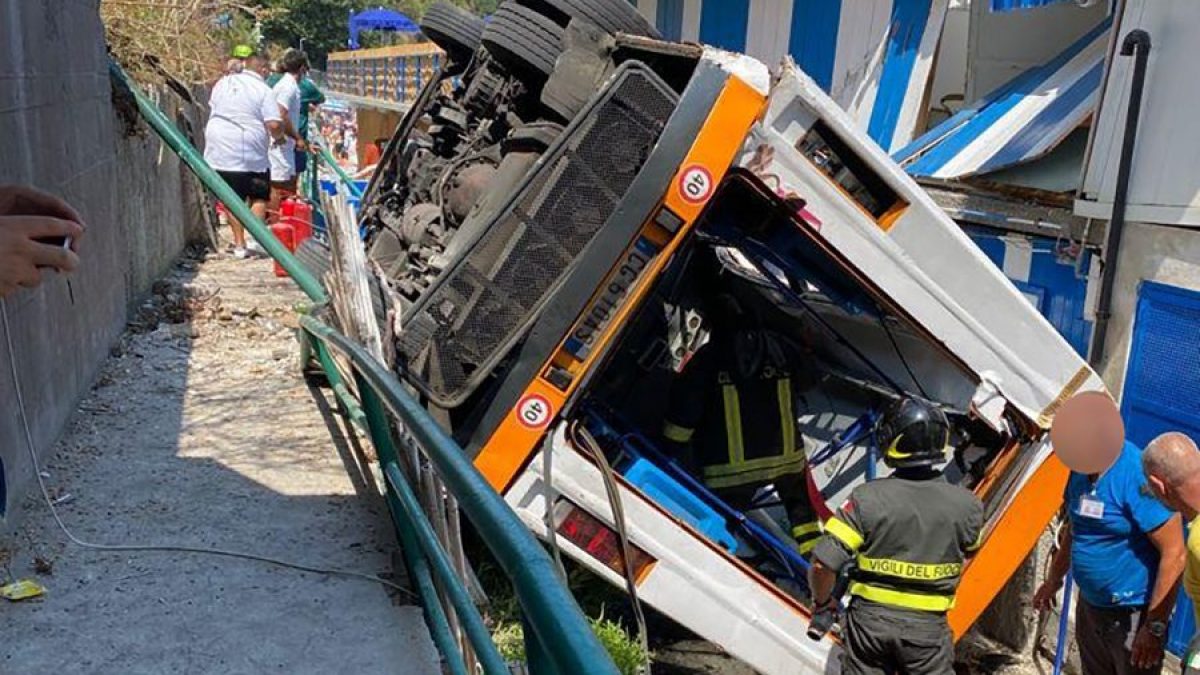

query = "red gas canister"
[[280, 198, 298, 220], [269, 220, 296, 278], [291, 200, 314, 243]]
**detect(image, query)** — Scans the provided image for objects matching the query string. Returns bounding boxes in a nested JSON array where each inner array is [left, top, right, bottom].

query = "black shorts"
[[217, 170, 270, 201]]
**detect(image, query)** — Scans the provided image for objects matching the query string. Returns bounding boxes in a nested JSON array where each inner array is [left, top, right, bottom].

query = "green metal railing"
[[315, 142, 364, 200], [112, 60, 618, 675]]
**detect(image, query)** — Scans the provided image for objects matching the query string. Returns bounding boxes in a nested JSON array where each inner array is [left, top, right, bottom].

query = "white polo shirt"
[[269, 73, 302, 181], [203, 71, 281, 174]]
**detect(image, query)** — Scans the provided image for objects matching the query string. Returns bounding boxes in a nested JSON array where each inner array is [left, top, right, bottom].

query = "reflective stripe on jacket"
[[816, 474, 984, 613], [662, 340, 807, 489]]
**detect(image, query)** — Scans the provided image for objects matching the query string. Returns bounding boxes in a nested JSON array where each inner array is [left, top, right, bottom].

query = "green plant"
[[492, 621, 527, 664], [489, 611, 651, 675], [590, 613, 652, 675]]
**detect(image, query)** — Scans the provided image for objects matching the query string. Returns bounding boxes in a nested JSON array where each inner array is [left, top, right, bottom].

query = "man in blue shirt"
[[1034, 441, 1186, 674]]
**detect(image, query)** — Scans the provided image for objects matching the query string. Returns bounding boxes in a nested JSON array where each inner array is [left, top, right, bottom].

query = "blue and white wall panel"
[[633, 0, 949, 154], [896, 18, 1110, 179], [967, 227, 1095, 357]]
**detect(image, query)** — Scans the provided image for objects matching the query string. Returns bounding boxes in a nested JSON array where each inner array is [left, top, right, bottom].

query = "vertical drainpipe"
[[1088, 29, 1152, 369]]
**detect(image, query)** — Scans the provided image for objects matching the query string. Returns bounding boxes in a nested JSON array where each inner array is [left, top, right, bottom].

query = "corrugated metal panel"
[[1119, 281, 1200, 657], [989, 0, 1074, 11], [633, 0, 949, 154], [896, 17, 1110, 179]]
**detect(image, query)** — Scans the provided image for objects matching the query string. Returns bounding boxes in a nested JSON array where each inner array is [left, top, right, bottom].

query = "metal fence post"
[[355, 374, 471, 675]]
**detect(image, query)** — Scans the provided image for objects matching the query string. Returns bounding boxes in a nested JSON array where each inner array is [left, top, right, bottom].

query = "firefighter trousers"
[[841, 599, 955, 675], [710, 471, 821, 553]]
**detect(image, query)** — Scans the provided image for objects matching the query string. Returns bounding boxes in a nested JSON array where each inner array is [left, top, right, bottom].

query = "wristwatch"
[[1146, 620, 1168, 639]]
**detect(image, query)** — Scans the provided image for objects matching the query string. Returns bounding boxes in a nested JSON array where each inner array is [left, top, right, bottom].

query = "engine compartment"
[[360, 1, 694, 303]]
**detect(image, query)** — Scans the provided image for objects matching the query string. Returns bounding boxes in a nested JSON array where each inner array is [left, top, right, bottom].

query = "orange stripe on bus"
[[474, 75, 767, 493], [949, 455, 1068, 639]]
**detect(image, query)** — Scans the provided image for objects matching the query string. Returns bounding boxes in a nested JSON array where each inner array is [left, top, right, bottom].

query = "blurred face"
[[1050, 391, 1124, 475]]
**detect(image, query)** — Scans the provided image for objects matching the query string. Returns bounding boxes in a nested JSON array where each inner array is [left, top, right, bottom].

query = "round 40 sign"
[[678, 164, 713, 204], [516, 393, 553, 430]]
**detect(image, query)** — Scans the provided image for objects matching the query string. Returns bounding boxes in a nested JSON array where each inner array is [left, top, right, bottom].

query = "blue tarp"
[[348, 7, 420, 49]]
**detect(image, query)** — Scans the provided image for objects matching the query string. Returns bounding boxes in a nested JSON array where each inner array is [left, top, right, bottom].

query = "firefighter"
[[807, 397, 983, 674], [660, 291, 822, 555]]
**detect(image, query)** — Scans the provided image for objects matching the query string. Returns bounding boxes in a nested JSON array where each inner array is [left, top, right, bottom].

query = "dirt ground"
[[0, 248, 438, 674]]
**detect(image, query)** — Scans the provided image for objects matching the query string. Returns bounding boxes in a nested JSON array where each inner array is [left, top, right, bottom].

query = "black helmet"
[[875, 397, 951, 469]]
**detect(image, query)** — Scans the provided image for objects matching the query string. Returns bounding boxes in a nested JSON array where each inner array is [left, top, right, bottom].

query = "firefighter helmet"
[[875, 397, 951, 469]]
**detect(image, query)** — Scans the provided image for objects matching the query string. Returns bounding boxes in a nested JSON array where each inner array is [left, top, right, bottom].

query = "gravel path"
[[0, 249, 438, 675]]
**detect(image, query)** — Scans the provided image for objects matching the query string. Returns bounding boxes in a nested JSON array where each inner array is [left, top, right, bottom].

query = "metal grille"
[[398, 65, 678, 406], [1126, 284, 1200, 432]]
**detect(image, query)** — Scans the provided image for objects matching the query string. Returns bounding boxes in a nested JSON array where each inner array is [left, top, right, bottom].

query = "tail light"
[[552, 499, 656, 582]]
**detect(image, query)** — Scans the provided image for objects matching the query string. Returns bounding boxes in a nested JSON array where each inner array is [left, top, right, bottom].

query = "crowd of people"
[[203, 45, 324, 259], [319, 110, 358, 168]]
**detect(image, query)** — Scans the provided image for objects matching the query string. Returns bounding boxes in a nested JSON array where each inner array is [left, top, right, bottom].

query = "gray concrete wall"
[[0, 1, 206, 528], [1095, 222, 1200, 399]]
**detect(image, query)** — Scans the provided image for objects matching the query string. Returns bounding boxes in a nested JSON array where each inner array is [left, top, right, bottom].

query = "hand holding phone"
[[0, 185, 85, 297]]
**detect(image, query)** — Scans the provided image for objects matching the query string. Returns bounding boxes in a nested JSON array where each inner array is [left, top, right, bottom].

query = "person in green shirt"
[[267, 66, 326, 174], [1142, 431, 1200, 673]]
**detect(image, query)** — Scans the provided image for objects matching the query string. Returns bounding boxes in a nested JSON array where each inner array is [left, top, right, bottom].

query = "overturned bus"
[[348, 5, 1105, 671]]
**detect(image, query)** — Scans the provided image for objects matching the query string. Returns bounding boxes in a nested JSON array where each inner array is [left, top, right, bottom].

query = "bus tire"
[[482, 2, 565, 79]]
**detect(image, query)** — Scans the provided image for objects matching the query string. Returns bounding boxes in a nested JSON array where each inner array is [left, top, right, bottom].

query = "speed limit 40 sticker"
[[515, 393, 553, 430], [677, 164, 714, 205]]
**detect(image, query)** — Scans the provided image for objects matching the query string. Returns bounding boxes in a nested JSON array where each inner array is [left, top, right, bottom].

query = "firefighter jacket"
[[812, 472, 984, 613], [661, 329, 809, 490]]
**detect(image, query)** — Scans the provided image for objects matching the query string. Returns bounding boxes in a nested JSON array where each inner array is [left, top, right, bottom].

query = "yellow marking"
[[857, 555, 962, 581], [662, 422, 694, 443], [721, 383, 744, 466], [778, 378, 796, 456], [849, 582, 955, 612], [824, 517, 864, 552], [1038, 365, 1101, 428]]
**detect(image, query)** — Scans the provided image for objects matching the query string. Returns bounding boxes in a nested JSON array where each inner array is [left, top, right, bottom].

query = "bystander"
[[204, 53, 283, 258], [1034, 419, 1185, 675], [1142, 432, 1200, 673], [267, 49, 310, 220]]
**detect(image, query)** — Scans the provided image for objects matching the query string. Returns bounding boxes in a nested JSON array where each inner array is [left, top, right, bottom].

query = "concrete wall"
[[1095, 222, 1200, 399], [0, 1, 206, 528], [928, 0, 971, 128]]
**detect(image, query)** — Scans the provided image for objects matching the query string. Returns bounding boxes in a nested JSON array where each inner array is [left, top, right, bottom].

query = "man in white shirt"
[[204, 53, 283, 258], [268, 49, 310, 221]]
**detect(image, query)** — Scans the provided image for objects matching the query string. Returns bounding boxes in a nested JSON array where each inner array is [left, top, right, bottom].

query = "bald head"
[[1142, 432, 1200, 488]]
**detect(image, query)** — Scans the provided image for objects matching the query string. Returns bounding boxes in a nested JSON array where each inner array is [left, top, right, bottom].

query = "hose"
[[568, 419, 651, 663]]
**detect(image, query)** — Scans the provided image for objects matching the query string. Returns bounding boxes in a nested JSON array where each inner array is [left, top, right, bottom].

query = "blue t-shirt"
[[1066, 441, 1174, 608]]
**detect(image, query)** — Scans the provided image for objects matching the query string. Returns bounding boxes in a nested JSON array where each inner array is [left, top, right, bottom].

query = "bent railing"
[[112, 59, 618, 675]]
